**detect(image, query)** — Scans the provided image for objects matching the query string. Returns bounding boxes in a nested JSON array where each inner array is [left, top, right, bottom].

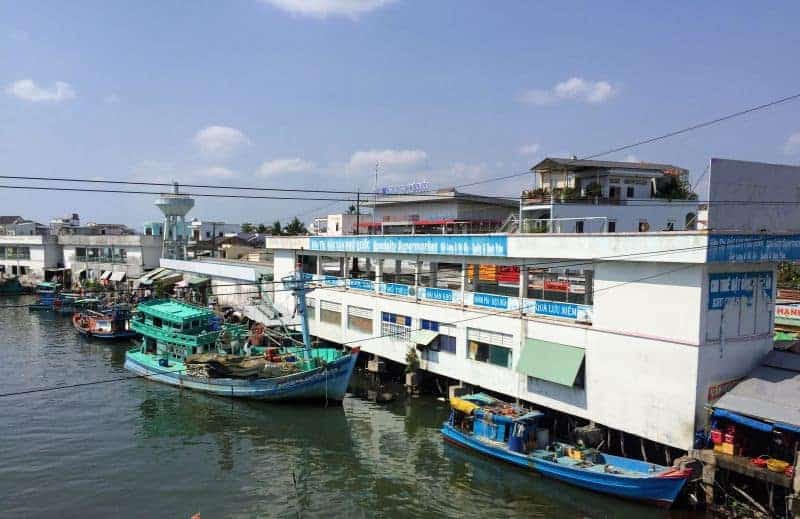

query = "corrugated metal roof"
[[714, 356, 800, 427], [409, 329, 439, 346], [531, 157, 680, 172], [517, 338, 585, 386]]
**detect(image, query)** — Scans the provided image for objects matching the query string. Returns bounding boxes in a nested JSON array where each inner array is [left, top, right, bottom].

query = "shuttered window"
[[320, 300, 342, 325], [348, 306, 373, 334], [381, 312, 412, 342], [467, 328, 513, 368]]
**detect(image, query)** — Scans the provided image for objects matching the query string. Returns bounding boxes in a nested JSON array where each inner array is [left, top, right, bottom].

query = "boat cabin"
[[130, 299, 222, 361]]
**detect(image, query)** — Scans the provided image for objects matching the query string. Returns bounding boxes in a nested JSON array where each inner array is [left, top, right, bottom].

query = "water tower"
[[155, 182, 194, 260]]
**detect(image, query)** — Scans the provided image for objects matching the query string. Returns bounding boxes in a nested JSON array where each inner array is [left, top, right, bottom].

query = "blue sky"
[[1, 0, 799, 227]]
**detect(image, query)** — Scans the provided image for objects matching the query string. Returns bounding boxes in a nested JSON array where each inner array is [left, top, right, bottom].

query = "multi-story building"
[[520, 158, 697, 233], [60, 234, 161, 283], [189, 218, 240, 243], [265, 158, 797, 452], [0, 234, 62, 281]]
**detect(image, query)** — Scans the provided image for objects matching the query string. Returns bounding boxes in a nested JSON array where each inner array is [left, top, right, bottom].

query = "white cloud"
[[197, 166, 238, 179], [192, 125, 250, 157], [518, 143, 540, 156], [519, 77, 616, 106], [783, 132, 800, 155], [258, 158, 316, 177], [346, 149, 427, 175], [259, 0, 395, 19], [623, 154, 640, 163], [104, 93, 120, 104], [6, 79, 75, 103]]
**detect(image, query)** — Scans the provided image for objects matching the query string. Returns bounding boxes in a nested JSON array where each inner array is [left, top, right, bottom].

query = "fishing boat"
[[442, 393, 691, 506], [73, 302, 137, 340], [123, 267, 359, 402], [28, 281, 60, 310], [55, 293, 81, 316], [0, 275, 24, 295]]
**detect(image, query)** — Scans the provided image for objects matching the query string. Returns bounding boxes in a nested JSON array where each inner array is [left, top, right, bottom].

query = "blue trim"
[[309, 235, 508, 257], [708, 234, 800, 262], [712, 408, 773, 433]]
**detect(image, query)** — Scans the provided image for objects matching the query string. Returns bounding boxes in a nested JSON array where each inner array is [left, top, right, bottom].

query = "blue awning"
[[712, 408, 773, 434]]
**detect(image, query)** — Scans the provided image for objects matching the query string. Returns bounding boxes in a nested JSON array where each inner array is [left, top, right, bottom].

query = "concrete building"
[[60, 234, 161, 283], [520, 158, 697, 233], [0, 234, 62, 282], [264, 158, 799, 452], [159, 257, 272, 309], [189, 218, 240, 243], [312, 213, 360, 236]]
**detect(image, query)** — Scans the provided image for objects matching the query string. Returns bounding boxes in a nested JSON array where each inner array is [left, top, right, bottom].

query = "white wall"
[[701, 158, 800, 233], [550, 201, 697, 233]]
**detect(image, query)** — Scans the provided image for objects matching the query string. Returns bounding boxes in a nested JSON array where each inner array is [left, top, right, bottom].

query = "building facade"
[[0, 234, 62, 281], [59, 234, 161, 282]]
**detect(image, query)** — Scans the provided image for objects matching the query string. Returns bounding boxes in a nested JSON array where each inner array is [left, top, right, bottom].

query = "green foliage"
[[585, 182, 602, 197], [284, 217, 308, 236], [778, 262, 800, 288], [241, 222, 255, 233], [270, 220, 282, 236], [405, 347, 420, 373], [256, 223, 268, 234], [346, 204, 357, 214]]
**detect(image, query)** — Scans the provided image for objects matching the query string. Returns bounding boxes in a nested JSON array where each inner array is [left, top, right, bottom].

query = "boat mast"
[[281, 261, 313, 361]]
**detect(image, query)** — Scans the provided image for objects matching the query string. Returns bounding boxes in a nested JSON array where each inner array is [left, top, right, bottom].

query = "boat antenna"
[[280, 260, 314, 362]]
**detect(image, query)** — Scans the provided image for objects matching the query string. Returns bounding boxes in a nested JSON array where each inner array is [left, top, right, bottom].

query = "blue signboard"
[[348, 278, 374, 291], [381, 283, 411, 297], [422, 287, 454, 303], [533, 300, 579, 319], [708, 234, 800, 263], [708, 271, 773, 310], [322, 275, 341, 286], [309, 235, 507, 257], [473, 292, 509, 310]]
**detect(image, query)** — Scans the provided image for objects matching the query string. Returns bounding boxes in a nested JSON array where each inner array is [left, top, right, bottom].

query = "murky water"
[[0, 296, 698, 518]]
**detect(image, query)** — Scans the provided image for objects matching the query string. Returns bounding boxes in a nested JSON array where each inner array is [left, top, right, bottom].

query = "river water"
[[0, 296, 697, 518]]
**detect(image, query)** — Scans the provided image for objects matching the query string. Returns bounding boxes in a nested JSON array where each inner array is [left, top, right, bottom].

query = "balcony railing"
[[293, 274, 593, 324], [74, 255, 128, 264]]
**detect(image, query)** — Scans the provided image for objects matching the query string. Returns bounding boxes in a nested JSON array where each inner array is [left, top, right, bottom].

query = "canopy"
[[450, 397, 479, 415], [100, 271, 112, 281], [409, 329, 438, 346], [187, 275, 210, 286], [714, 351, 800, 428], [109, 271, 126, 282], [517, 338, 585, 386]]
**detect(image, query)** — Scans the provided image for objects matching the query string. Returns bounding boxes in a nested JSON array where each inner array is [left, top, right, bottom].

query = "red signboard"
[[544, 280, 570, 292], [496, 266, 520, 284], [777, 305, 800, 319]]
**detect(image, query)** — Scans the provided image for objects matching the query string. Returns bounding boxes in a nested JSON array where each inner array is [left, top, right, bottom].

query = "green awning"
[[187, 275, 210, 286], [517, 338, 585, 387], [409, 329, 439, 346]]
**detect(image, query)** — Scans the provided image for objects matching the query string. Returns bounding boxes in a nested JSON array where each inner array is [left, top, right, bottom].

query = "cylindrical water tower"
[[155, 182, 194, 260]]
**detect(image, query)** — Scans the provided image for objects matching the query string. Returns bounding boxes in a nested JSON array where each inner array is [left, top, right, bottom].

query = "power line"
[[454, 91, 800, 190]]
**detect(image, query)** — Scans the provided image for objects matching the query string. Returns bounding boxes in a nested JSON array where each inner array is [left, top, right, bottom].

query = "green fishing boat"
[[124, 274, 359, 402]]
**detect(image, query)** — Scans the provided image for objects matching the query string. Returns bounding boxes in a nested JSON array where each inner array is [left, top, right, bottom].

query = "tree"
[[284, 217, 308, 236], [256, 223, 268, 234], [270, 220, 282, 236], [346, 204, 357, 214], [241, 222, 255, 233]]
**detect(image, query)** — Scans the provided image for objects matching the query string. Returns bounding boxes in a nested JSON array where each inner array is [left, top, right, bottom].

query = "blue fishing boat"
[[28, 281, 60, 310], [124, 266, 359, 402], [73, 302, 137, 340], [0, 275, 23, 295], [442, 394, 691, 507]]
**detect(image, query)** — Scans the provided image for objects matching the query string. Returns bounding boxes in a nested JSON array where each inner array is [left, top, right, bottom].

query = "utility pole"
[[211, 222, 217, 259], [352, 190, 360, 274]]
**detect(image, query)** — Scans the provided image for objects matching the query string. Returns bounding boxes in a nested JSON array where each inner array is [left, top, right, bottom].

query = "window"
[[466, 329, 512, 368], [76, 247, 86, 260], [382, 312, 412, 342], [347, 306, 373, 334], [205, 231, 211, 238], [666, 220, 675, 231], [306, 297, 316, 320], [421, 320, 457, 354], [685, 212, 697, 230], [575, 220, 584, 233], [320, 300, 342, 325], [626, 186, 634, 198], [607, 220, 616, 233], [609, 186, 619, 199], [638, 220, 649, 232], [19, 266, 27, 275]]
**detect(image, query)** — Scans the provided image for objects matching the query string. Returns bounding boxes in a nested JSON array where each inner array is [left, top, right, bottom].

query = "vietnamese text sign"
[[422, 287, 454, 303], [309, 235, 507, 257], [708, 234, 800, 262], [708, 271, 773, 310]]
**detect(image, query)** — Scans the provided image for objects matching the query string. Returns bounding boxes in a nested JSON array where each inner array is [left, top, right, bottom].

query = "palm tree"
[[270, 220, 282, 236], [256, 223, 268, 234], [284, 217, 308, 235], [241, 222, 255, 233]]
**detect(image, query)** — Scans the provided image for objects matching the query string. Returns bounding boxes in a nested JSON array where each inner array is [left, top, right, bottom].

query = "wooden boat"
[[28, 281, 60, 310], [0, 275, 23, 295], [124, 268, 359, 403], [73, 303, 137, 340], [442, 394, 691, 506]]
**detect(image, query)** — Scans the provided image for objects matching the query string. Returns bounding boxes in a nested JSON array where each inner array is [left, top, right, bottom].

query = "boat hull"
[[124, 348, 358, 402], [441, 424, 686, 506]]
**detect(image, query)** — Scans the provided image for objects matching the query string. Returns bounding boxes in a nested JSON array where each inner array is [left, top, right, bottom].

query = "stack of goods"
[[711, 424, 737, 455]]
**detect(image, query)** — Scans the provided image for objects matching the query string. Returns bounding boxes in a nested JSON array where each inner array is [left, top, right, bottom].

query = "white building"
[[312, 213, 360, 236], [520, 158, 698, 233], [189, 219, 240, 243], [0, 234, 62, 282], [265, 158, 798, 452], [60, 234, 162, 283]]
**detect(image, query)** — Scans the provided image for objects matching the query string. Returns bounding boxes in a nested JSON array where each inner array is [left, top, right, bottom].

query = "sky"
[[1, 0, 799, 228]]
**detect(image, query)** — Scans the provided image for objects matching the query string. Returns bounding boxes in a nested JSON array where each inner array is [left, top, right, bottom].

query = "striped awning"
[[109, 271, 126, 282], [100, 271, 112, 280]]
